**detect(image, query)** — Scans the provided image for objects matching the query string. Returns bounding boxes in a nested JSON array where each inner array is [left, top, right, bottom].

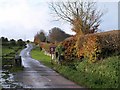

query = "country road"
[[13, 44, 83, 89]]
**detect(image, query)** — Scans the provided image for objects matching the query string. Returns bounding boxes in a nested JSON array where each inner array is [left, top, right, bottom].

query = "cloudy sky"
[[0, 0, 119, 41]]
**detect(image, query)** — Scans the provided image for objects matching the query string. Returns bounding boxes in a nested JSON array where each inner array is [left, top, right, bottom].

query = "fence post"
[[14, 56, 22, 67]]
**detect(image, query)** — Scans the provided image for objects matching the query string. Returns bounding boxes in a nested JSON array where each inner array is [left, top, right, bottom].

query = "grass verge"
[[31, 46, 120, 88], [10, 66, 24, 72], [31, 47, 52, 68]]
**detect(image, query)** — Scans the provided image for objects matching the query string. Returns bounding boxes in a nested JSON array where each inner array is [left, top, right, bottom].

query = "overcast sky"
[[0, 0, 119, 41]]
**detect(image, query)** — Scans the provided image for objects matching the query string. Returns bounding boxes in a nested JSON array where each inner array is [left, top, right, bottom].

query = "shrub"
[[76, 30, 120, 62], [97, 30, 120, 57], [40, 42, 57, 53], [40, 42, 50, 52], [60, 36, 77, 61], [77, 34, 101, 63], [60, 30, 120, 63]]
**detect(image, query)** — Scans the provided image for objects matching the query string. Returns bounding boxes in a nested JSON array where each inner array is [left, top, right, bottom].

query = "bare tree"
[[49, 0, 104, 35]]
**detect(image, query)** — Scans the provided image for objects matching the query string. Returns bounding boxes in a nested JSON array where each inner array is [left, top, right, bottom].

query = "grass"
[[2, 47, 14, 56], [31, 47, 52, 68], [10, 66, 24, 72], [31, 46, 120, 88], [2, 46, 22, 56], [2, 46, 24, 72], [54, 56, 119, 88]]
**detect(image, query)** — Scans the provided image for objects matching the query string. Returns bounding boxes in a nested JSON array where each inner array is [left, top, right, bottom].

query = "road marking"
[[43, 76, 51, 82], [27, 52, 30, 56]]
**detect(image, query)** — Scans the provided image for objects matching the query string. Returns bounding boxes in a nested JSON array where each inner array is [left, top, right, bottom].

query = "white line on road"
[[27, 52, 30, 56], [43, 76, 51, 82]]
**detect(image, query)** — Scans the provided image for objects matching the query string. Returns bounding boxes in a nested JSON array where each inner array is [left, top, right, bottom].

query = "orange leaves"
[[59, 30, 120, 63], [60, 34, 101, 62], [75, 34, 101, 63], [82, 35, 100, 63], [34, 35, 41, 45], [76, 30, 120, 63], [72, 18, 83, 35], [61, 36, 77, 61]]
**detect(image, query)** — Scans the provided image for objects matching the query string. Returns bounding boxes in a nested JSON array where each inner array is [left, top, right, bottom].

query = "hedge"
[[61, 36, 77, 61], [77, 30, 120, 62], [61, 30, 120, 62]]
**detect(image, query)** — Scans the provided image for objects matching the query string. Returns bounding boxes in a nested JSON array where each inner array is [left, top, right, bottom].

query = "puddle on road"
[[0, 69, 32, 89]]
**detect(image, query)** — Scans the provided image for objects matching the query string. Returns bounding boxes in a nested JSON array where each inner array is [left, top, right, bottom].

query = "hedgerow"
[[61, 30, 120, 63], [84, 30, 119, 62], [60, 36, 77, 61]]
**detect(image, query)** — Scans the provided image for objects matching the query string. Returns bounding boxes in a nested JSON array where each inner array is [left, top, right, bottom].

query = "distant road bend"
[[14, 44, 83, 89]]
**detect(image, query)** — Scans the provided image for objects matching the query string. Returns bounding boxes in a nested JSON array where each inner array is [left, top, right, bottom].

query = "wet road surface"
[[14, 44, 83, 89]]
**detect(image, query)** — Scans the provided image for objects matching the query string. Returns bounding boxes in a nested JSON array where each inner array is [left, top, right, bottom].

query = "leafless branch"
[[49, 0, 105, 34]]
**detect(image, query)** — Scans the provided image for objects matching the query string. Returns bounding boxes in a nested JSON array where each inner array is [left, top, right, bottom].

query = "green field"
[[31, 46, 120, 88], [2, 46, 24, 72], [2, 46, 22, 56]]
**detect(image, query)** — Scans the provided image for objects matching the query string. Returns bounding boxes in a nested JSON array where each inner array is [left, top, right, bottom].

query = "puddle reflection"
[[0, 70, 32, 89]]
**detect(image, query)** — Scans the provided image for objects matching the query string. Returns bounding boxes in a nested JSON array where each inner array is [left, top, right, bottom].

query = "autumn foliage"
[[61, 30, 120, 63], [61, 36, 77, 61], [39, 42, 57, 53], [34, 34, 41, 45]]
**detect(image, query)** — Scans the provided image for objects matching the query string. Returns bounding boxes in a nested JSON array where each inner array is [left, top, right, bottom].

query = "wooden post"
[[51, 53, 53, 65], [14, 56, 22, 67]]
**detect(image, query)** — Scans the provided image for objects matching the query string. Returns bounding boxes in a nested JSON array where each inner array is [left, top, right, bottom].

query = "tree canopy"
[[34, 30, 46, 45], [48, 27, 71, 43], [50, 0, 104, 35], [38, 30, 46, 42]]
